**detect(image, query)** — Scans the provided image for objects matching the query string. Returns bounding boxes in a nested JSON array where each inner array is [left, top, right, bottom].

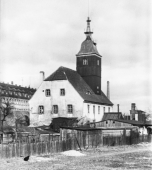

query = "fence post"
[[123, 129, 126, 145]]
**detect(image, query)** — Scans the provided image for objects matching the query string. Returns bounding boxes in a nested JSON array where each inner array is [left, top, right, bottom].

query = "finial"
[[84, 17, 93, 36]]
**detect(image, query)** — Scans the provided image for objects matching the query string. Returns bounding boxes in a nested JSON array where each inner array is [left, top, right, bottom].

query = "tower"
[[76, 17, 102, 95]]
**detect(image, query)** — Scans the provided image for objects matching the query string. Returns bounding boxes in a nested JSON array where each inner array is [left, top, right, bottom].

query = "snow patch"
[[28, 156, 55, 162], [61, 150, 85, 156]]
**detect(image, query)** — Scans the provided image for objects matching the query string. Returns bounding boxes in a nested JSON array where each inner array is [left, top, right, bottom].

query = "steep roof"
[[76, 36, 101, 57], [76, 17, 101, 57], [45, 66, 113, 106], [102, 112, 123, 121]]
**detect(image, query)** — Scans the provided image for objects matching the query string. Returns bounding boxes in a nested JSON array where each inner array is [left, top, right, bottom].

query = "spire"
[[84, 17, 93, 38]]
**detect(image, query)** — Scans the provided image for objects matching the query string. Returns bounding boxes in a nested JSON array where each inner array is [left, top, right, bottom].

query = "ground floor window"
[[39, 105, 44, 114], [67, 105, 73, 113], [53, 105, 58, 113], [103, 107, 105, 113]]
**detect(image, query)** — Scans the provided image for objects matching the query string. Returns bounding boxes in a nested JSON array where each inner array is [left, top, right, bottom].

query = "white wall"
[[29, 80, 84, 125], [83, 103, 113, 122]]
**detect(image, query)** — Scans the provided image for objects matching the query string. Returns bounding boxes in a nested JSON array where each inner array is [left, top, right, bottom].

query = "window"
[[45, 89, 51, 96], [60, 89, 65, 96], [88, 105, 90, 113], [108, 107, 110, 112], [93, 105, 95, 114], [53, 105, 58, 114], [103, 107, 105, 113], [86, 91, 91, 95], [83, 59, 88, 65], [97, 60, 100, 65], [98, 106, 100, 114], [39, 105, 44, 114], [67, 105, 73, 113]]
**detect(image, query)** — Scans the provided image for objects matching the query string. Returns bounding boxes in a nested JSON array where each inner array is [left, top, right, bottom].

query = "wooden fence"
[[0, 130, 152, 159], [0, 138, 78, 159]]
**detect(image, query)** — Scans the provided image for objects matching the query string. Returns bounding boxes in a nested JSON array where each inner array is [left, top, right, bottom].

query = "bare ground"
[[0, 143, 152, 170]]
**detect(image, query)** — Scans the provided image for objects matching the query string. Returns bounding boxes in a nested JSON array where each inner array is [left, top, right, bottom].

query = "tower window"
[[53, 105, 58, 114], [39, 105, 44, 114], [60, 89, 65, 96], [103, 107, 105, 113], [67, 105, 73, 113], [97, 60, 100, 65], [45, 89, 51, 96], [83, 59, 88, 65], [108, 107, 110, 112]]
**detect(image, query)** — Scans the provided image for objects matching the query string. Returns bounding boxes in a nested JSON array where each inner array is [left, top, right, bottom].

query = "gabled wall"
[[29, 80, 84, 125]]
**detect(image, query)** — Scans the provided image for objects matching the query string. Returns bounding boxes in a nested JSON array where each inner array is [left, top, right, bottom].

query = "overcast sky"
[[0, 0, 151, 114]]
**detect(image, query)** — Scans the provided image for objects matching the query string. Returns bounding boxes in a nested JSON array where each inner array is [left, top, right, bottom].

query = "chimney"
[[40, 71, 45, 81], [11, 81, 13, 85], [107, 81, 110, 100], [131, 103, 136, 111], [117, 104, 119, 113]]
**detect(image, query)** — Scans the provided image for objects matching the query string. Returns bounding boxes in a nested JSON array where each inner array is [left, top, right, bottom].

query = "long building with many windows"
[[0, 82, 36, 116]]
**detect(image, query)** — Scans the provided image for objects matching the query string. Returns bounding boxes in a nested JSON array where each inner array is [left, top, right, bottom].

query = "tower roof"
[[76, 17, 101, 57]]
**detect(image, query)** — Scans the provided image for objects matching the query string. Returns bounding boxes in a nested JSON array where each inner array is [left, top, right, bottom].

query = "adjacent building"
[[0, 82, 36, 126]]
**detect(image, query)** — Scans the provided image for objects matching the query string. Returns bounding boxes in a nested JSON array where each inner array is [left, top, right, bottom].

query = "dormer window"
[[83, 59, 88, 65], [60, 89, 65, 96], [45, 89, 51, 97], [86, 91, 91, 95]]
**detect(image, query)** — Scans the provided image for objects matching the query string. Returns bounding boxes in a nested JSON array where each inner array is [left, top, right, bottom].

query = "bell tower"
[[76, 17, 102, 95]]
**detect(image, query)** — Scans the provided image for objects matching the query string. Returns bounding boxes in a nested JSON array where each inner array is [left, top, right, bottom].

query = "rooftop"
[[45, 66, 113, 106]]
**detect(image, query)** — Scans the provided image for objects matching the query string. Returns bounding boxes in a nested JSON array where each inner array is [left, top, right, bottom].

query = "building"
[[29, 17, 113, 126], [130, 103, 145, 122], [0, 82, 36, 127]]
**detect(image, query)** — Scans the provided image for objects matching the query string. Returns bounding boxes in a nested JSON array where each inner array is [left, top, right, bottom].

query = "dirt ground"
[[0, 142, 152, 170]]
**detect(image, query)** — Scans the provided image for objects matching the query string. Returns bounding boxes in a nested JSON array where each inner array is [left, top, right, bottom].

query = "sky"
[[0, 0, 151, 114]]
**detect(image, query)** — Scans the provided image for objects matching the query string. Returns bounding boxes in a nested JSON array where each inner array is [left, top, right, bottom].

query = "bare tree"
[[0, 99, 14, 133], [144, 109, 152, 121]]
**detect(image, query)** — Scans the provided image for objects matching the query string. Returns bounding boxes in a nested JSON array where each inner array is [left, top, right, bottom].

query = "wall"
[[83, 103, 113, 122], [90, 120, 133, 128], [29, 80, 84, 125]]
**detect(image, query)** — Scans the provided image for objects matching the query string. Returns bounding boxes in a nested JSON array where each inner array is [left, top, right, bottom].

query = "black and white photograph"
[[0, 0, 152, 169]]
